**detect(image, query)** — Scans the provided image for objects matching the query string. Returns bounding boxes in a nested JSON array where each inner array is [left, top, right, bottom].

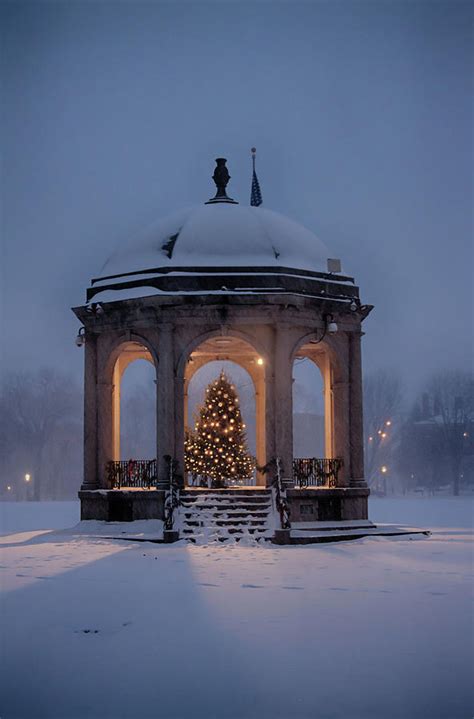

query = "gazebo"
[[73, 158, 372, 536]]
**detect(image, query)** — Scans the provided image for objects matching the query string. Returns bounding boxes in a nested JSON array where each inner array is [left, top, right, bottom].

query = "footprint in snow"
[[281, 586, 304, 590], [328, 587, 349, 592], [198, 582, 220, 587], [241, 583, 265, 589]]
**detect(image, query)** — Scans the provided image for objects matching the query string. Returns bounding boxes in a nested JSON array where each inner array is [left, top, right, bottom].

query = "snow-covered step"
[[177, 488, 274, 543]]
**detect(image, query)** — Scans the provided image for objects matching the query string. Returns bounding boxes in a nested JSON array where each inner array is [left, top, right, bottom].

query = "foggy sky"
[[1, 0, 472, 397]]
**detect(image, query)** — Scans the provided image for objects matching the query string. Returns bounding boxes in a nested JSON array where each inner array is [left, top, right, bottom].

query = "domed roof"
[[86, 158, 357, 305], [100, 202, 330, 278]]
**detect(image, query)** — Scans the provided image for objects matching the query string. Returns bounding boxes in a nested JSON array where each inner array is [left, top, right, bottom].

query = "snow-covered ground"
[[0, 498, 472, 719]]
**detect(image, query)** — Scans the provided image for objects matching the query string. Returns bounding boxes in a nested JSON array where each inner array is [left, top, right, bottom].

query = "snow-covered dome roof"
[[100, 202, 330, 278], [85, 158, 358, 305]]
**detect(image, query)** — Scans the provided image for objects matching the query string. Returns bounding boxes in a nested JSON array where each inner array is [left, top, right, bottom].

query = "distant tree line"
[[364, 369, 474, 496], [1, 365, 472, 500], [0, 369, 83, 500]]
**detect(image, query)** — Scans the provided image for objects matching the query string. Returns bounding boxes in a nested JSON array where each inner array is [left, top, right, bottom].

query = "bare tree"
[[0, 368, 81, 499], [363, 369, 403, 488], [426, 370, 474, 495], [395, 409, 445, 495]]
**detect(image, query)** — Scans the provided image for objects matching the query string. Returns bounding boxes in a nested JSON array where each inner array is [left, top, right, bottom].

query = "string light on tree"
[[185, 371, 254, 487]]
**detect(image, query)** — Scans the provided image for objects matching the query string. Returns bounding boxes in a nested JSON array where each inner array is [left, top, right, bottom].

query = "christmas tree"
[[185, 371, 254, 487]]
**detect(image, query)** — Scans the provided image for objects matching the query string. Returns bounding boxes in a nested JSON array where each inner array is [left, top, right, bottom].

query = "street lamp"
[[380, 465, 388, 495], [25, 474, 31, 483]]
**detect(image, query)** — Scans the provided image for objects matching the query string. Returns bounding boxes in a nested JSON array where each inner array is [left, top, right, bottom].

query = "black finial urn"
[[205, 158, 238, 204]]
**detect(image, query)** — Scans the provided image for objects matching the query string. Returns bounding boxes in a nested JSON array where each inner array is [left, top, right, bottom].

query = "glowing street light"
[[381, 466, 388, 474], [7, 485, 11, 491], [368, 436, 373, 442], [381, 432, 387, 439], [25, 474, 31, 483], [386, 420, 392, 427]]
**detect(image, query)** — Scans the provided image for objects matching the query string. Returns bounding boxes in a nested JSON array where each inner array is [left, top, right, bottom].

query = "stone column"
[[264, 334, 277, 487], [112, 359, 121, 461], [183, 379, 189, 430], [349, 331, 366, 487], [174, 374, 185, 487], [273, 324, 294, 486], [97, 379, 114, 489], [332, 379, 350, 487], [330, 333, 351, 487], [157, 324, 175, 486], [82, 331, 98, 489], [255, 372, 266, 486]]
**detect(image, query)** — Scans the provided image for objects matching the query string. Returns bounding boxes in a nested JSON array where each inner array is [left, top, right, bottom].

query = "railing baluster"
[[106, 459, 159, 489], [292, 458, 343, 488]]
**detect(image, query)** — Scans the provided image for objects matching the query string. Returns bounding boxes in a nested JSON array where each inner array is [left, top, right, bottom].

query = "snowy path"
[[0, 498, 472, 719]]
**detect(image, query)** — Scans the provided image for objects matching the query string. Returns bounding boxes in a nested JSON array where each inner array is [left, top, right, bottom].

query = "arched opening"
[[293, 357, 325, 458], [292, 340, 340, 488], [186, 361, 256, 486], [107, 340, 158, 487], [120, 359, 156, 461], [183, 334, 266, 486]]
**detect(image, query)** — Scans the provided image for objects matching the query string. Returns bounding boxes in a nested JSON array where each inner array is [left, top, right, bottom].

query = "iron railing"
[[107, 460, 158, 489], [274, 457, 291, 529], [292, 458, 343, 489], [163, 455, 180, 531]]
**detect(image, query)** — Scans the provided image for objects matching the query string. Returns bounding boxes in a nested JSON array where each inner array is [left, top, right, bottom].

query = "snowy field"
[[0, 498, 472, 719]]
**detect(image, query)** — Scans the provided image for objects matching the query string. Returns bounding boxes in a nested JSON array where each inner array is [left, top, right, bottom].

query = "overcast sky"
[[1, 0, 472, 398]]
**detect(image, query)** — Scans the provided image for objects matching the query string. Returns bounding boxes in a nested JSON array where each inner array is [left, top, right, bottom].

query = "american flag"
[[250, 148, 262, 206]]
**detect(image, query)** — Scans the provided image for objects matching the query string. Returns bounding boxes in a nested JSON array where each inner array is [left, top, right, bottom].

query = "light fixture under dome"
[[75, 327, 86, 347]]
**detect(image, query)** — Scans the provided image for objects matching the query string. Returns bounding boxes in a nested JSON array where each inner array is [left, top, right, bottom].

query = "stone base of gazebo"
[[79, 486, 368, 525], [79, 489, 166, 522], [287, 487, 369, 522]]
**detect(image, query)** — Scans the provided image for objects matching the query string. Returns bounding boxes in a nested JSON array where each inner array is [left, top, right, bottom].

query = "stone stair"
[[177, 488, 274, 543]]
